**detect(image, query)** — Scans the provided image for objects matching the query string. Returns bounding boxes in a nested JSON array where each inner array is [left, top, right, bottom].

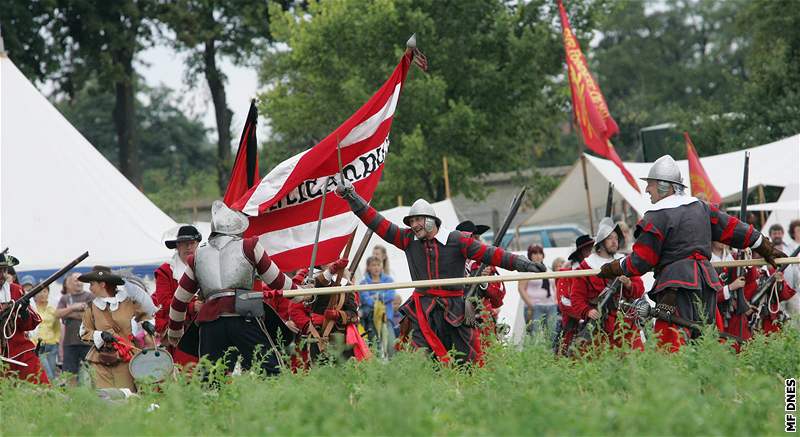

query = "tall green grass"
[[2, 328, 797, 436]]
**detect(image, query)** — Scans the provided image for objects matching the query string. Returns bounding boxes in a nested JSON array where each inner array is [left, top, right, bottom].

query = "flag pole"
[[580, 154, 595, 234]]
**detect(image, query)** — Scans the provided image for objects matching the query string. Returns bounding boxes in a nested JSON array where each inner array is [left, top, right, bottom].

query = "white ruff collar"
[[0, 282, 10, 303], [646, 194, 699, 212], [169, 252, 187, 281], [93, 289, 129, 311], [584, 252, 624, 270]]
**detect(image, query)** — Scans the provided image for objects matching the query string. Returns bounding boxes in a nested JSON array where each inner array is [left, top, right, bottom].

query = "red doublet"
[[571, 256, 645, 351], [1, 283, 49, 384], [153, 263, 199, 366], [753, 267, 796, 335]]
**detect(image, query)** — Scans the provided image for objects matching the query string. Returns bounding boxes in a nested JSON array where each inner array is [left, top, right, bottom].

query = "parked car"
[[481, 224, 587, 250]]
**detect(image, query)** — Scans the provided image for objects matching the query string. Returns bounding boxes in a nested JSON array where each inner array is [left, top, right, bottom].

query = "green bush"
[[2, 328, 797, 436]]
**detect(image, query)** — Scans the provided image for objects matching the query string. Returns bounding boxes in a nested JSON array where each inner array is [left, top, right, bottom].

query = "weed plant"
[[1, 327, 797, 436]]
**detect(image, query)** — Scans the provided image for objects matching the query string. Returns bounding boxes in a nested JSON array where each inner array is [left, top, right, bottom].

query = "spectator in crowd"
[[551, 257, 566, 273], [371, 245, 391, 275], [20, 275, 36, 293], [78, 266, 155, 391], [769, 224, 791, 253], [392, 294, 403, 337], [786, 220, 800, 253], [55, 272, 94, 386], [32, 284, 61, 381], [518, 245, 557, 335], [359, 256, 396, 355]]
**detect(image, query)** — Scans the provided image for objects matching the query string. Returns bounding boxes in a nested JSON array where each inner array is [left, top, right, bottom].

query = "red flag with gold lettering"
[[685, 132, 721, 205], [558, 0, 640, 192]]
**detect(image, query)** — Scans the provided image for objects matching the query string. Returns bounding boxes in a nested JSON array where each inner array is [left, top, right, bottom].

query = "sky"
[[137, 44, 262, 141]]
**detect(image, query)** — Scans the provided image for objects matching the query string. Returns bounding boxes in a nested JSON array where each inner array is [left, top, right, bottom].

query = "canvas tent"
[[525, 134, 800, 227], [0, 53, 177, 280]]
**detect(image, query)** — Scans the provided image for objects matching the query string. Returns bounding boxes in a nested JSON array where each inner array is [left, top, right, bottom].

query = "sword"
[[0, 355, 28, 367], [305, 176, 331, 285]]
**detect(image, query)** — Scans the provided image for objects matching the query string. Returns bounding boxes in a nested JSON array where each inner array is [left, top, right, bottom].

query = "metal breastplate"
[[193, 236, 255, 297]]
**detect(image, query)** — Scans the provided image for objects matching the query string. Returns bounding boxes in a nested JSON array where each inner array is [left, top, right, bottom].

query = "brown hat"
[[78, 266, 125, 286]]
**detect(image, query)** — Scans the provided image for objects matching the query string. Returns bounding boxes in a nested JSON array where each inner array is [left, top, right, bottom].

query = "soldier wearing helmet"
[[597, 155, 786, 351], [336, 178, 545, 364]]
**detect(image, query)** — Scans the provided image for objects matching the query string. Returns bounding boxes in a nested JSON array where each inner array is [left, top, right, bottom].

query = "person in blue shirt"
[[359, 256, 396, 356]]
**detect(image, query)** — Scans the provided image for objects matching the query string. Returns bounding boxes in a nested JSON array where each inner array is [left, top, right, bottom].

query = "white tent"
[[525, 134, 800, 226], [0, 54, 177, 277]]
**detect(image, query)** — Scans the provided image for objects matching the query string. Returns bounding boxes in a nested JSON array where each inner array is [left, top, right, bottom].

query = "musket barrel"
[[285, 256, 800, 298]]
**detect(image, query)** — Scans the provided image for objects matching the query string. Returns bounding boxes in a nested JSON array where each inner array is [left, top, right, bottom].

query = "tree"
[[56, 81, 217, 217], [591, 0, 748, 159], [0, 0, 62, 84], [260, 0, 592, 208], [157, 0, 295, 195], [51, 1, 159, 187]]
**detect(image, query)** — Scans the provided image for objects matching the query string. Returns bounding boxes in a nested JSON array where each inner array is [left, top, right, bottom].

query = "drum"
[[129, 347, 174, 383]]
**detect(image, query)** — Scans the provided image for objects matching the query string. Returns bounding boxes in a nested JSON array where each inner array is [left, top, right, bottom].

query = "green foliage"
[[2, 328, 797, 435], [0, 0, 61, 84], [259, 0, 598, 208]]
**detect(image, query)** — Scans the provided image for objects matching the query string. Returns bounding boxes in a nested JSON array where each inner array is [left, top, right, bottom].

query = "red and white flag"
[[231, 51, 414, 271]]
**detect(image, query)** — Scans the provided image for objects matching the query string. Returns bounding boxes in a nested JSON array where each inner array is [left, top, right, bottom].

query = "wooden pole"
[[442, 156, 451, 199], [397, 195, 403, 207], [580, 154, 595, 234], [757, 184, 767, 226], [283, 257, 800, 298]]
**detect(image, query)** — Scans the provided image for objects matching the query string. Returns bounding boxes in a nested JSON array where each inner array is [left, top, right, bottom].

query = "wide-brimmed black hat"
[[568, 234, 595, 262], [165, 225, 202, 249], [78, 266, 125, 286], [0, 253, 20, 268], [456, 220, 490, 236]]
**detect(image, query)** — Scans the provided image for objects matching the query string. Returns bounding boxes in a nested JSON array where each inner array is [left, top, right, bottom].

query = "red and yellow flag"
[[558, 0, 640, 192], [685, 132, 721, 205]]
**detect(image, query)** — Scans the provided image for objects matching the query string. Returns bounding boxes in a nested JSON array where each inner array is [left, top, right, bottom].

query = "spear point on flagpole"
[[406, 33, 417, 49]]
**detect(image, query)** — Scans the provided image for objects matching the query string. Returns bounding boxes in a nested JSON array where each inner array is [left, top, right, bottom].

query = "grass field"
[[2, 327, 797, 436]]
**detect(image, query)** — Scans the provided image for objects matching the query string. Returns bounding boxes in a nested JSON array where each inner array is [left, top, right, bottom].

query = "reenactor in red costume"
[[0, 253, 49, 384], [598, 156, 785, 352], [570, 218, 645, 352], [153, 225, 202, 366], [337, 178, 545, 364]]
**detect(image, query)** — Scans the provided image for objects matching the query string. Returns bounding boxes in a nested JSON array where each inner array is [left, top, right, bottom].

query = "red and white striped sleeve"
[[167, 255, 199, 339], [243, 237, 297, 291]]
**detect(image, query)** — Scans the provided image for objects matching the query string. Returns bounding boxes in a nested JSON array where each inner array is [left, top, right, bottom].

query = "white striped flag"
[[230, 50, 415, 271]]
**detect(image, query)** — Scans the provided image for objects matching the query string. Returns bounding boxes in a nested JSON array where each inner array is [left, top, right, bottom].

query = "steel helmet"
[[210, 200, 249, 236], [594, 217, 624, 248], [641, 155, 686, 187], [403, 199, 441, 227]]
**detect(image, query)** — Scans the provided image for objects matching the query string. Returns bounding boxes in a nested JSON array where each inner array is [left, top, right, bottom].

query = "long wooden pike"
[[286, 256, 800, 298], [333, 230, 357, 285], [347, 230, 374, 277], [307, 176, 331, 278]]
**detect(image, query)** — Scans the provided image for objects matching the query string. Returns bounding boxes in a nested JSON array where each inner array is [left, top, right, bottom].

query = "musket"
[[464, 186, 527, 299], [575, 277, 621, 339], [620, 298, 744, 343], [0, 251, 89, 328], [748, 245, 800, 330], [605, 183, 614, 218]]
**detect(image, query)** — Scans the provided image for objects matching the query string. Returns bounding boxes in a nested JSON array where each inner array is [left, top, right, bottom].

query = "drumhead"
[[129, 348, 174, 382]]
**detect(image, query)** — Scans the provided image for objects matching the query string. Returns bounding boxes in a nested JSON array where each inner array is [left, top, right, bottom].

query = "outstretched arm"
[[167, 256, 200, 342], [458, 235, 544, 272], [337, 180, 414, 250]]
